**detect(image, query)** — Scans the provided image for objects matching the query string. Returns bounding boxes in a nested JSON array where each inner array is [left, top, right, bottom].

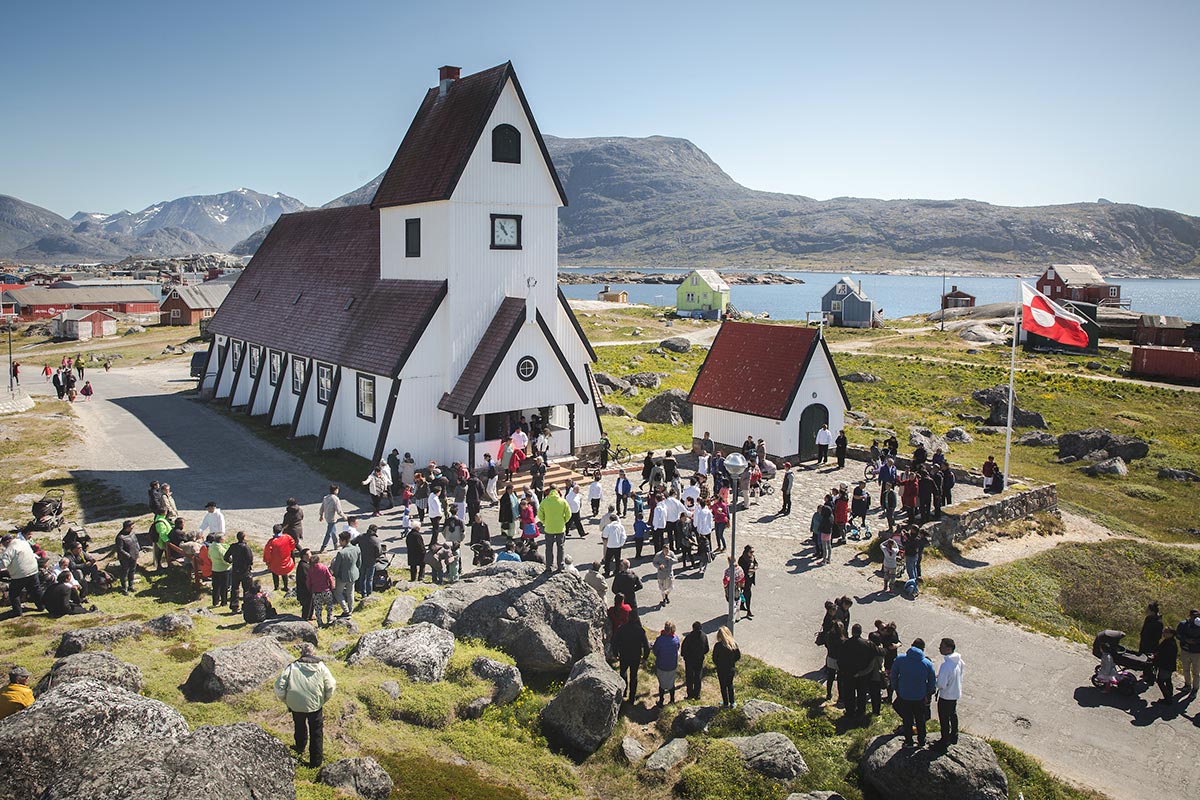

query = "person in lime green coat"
[[537, 485, 572, 573], [151, 514, 171, 571]]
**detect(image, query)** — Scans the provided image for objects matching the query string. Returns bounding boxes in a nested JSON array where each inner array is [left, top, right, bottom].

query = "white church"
[[202, 63, 604, 468]]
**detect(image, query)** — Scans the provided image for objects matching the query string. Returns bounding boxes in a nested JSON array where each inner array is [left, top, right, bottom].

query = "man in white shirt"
[[600, 513, 627, 577], [565, 482, 586, 538], [651, 497, 668, 552], [587, 476, 604, 517], [199, 502, 226, 538], [511, 427, 528, 454], [661, 490, 686, 552], [0, 533, 44, 614], [319, 485, 346, 552], [681, 477, 701, 506], [935, 637, 965, 747], [815, 424, 834, 465]]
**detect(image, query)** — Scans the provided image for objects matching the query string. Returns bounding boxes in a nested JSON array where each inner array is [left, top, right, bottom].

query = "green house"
[[676, 269, 730, 320]]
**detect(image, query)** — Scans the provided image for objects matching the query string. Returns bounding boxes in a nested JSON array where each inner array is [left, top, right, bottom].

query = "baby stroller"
[[373, 552, 397, 592], [1090, 630, 1144, 695], [472, 542, 496, 567], [30, 489, 65, 532]]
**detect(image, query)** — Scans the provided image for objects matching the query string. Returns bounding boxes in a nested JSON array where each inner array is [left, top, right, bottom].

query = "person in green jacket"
[[274, 642, 336, 766], [151, 514, 171, 571], [208, 533, 231, 606], [537, 485, 572, 574], [330, 531, 360, 617]]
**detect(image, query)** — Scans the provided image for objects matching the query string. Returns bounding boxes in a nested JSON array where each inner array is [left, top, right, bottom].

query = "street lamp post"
[[723, 452, 748, 632]]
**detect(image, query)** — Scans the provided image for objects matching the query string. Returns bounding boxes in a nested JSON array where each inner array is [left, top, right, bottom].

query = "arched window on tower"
[[492, 124, 520, 163]]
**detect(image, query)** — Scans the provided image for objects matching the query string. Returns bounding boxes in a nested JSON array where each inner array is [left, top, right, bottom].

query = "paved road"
[[38, 361, 1200, 800]]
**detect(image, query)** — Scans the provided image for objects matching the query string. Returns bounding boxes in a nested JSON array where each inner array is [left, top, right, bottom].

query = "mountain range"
[[4, 137, 1199, 275]]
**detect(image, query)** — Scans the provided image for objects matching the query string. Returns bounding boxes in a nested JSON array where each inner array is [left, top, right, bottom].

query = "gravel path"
[[28, 359, 1200, 800]]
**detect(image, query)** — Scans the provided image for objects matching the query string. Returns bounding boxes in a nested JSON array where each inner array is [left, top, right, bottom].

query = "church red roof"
[[371, 62, 567, 209], [688, 321, 849, 419]]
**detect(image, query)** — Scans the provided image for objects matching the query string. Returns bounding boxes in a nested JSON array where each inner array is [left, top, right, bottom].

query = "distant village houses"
[[1133, 314, 1188, 348], [50, 309, 118, 341], [160, 284, 232, 326], [1036, 264, 1126, 308], [676, 269, 729, 320], [821, 277, 883, 328], [596, 285, 628, 303], [2, 286, 161, 321]]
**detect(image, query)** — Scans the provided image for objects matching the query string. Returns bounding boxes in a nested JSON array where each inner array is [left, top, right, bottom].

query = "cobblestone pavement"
[[33, 362, 1199, 800]]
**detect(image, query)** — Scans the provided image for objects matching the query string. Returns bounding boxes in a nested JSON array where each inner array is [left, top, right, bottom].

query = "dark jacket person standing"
[[712, 626, 741, 707], [224, 531, 255, 612], [114, 520, 140, 594], [681, 622, 710, 700], [613, 612, 651, 701]]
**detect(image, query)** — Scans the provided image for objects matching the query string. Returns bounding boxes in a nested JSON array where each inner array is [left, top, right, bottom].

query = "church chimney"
[[438, 65, 461, 97]]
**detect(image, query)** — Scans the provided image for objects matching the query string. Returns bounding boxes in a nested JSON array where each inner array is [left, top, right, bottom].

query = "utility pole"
[[940, 267, 947, 332]]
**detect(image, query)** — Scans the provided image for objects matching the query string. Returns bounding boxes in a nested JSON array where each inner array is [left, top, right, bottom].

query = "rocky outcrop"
[[47, 722, 295, 800], [739, 698, 792, 726], [943, 427, 973, 444], [348, 622, 456, 682], [471, 656, 524, 704], [594, 372, 632, 392], [0, 680, 189, 799], [1058, 428, 1149, 462], [908, 426, 949, 454], [723, 732, 808, 779], [623, 371, 666, 388], [384, 595, 417, 627], [842, 372, 882, 383], [318, 757, 394, 800], [600, 403, 630, 417], [1017, 431, 1057, 447], [411, 562, 606, 673], [621, 736, 649, 764], [786, 793, 848, 800], [541, 653, 624, 757], [860, 734, 1007, 800], [254, 615, 319, 645], [1079, 456, 1128, 477], [972, 385, 1046, 429], [672, 704, 720, 736], [34, 652, 144, 696], [660, 337, 692, 353], [646, 737, 690, 772], [55, 612, 194, 657], [1158, 467, 1200, 482], [637, 388, 693, 425], [182, 636, 293, 701]]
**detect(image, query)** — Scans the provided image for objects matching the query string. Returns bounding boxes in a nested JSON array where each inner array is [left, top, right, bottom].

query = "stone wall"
[[0, 390, 35, 416], [926, 484, 1059, 547]]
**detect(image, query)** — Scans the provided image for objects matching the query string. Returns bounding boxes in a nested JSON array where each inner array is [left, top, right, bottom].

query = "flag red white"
[[1021, 283, 1089, 348]]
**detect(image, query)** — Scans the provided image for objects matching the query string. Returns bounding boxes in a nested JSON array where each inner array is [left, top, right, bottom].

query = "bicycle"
[[863, 461, 880, 482]]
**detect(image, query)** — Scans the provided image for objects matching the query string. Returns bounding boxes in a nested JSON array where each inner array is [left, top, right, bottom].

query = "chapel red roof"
[[207, 205, 446, 377], [688, 321, 849, 419], [371, 62, 567, 209]]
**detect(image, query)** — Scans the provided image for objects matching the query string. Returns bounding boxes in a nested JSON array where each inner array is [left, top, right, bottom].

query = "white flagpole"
[[1002, 277, 1021, 487]]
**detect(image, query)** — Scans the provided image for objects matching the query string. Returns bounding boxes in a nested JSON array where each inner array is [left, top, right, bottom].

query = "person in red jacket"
[[898, 471, 920, 524], [832, 486, 850, 544], [263, 524, 297, 591]]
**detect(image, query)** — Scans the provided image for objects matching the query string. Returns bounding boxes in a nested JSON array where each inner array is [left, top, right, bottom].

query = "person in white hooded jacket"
[[935, 637, 964, 747]]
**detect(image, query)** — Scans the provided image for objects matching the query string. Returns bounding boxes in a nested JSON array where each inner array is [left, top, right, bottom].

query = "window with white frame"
[[268, 351, 282, 386], [170, 308, 180, 319], [686, 292, 696, 303], [231, 340, 244, 370], [356, 373, 375, 421], [249, 345, 261, 379], [315, 363, 333, 405], [1109, 286, 1118, 298], [831, 300, 843, 312], [292, 356, 306, 395]]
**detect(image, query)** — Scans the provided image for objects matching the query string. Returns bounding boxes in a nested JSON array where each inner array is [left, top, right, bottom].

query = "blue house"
[[821, 277, 882, 328]]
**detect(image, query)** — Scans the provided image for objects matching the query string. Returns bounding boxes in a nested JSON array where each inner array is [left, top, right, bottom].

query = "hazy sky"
[[5, 0, 1198, 217]]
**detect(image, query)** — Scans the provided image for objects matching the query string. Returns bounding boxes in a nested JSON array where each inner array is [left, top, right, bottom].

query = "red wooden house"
[[5, 286, 161, 320], [1133, 315, 1188, 347], [941, 285, 976, 310], [1036, 264, 1123, 306]]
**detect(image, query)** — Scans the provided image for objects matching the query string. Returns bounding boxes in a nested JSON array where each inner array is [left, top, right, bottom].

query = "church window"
[[356, 374, 375, 421], [405, 218, 421, 257], [269, 351, 282, 386], [316, 363, 333, 405], [292, 356, 306, 395], [492, 124, 520, 163]]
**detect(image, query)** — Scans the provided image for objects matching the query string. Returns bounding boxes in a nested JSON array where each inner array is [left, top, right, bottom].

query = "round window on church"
[[516, 356, 538, 382]]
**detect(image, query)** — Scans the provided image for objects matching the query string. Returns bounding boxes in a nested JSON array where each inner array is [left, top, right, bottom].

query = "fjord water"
[[560, 269, 1200, 321]]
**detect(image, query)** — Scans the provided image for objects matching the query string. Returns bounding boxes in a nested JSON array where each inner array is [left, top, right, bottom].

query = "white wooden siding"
[[474, 323, 580, 416], [323, 369, 384, 457]]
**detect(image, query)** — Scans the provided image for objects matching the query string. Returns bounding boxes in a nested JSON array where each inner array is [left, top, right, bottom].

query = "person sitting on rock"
[[241, 581, 277, 624], [0, 666, 34, 721], [44, 571, 93, 617]]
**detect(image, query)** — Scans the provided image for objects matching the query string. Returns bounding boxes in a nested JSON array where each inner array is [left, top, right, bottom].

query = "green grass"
[[574, 304, 716, 344], [931, 540, 1200, 643], [991, 740, 1108, 800], [594, 343, 710, 453]]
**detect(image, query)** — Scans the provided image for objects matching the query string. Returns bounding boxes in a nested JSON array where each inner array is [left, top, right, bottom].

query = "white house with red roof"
[[201, 63, 602, 468], [688, 321, 849, 463]]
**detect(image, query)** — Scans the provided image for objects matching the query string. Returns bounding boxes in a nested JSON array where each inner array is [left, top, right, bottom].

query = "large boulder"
[[593, 372, 632, 392], [672, 704, 720, 736], [908, 426, 949, 454], [621, 736, 649, 764], [182, 636, 293, 701], [842, 372, 882, 383], [411, 562, 606, 673], [723, 732, 808, 779], [645, 737, 690, 772], [55, 612, 194, 657], [383, 595, 417, 627], [541, 653, 624, 757], [0, 680, 189, 799], [623, 371, 665, 388], [34, 652, 144, 696], [860, 734, 1007, 800], [318, 756, 394, 800], [971, 385, 1012, 407], [943, 426, 973, 444], [972, 385, 1046, 429], [1017, 431, 1057, 447], [1058, 428, 1148, 462], [660, 336, 691, 353], [787, 794, 847, 800], [637, 389, 693, 425], [1159, 467, 1200, 482], [599, 403, 630, 417], [254, 615, 319, 645], [348, 622, 455, 682], [47, 722, 294, 800], [739, 698, 792, 726], [471, 656, 524, 704], [1079, 456, 1128, 477]]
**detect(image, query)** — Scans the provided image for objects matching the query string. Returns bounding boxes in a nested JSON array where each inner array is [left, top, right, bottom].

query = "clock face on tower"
[[490, 214, 522, 250]]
